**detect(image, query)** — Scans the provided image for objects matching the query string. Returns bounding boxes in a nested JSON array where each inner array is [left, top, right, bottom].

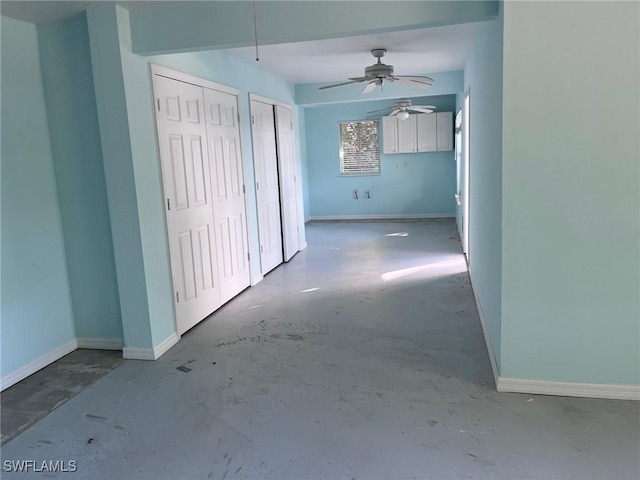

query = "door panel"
[[204, 88, 251, 304], [168, 135, 189, 209], [178, 230, 197, 302], [250, 100, 284, 274], [154, 75, 221, 335], [275, 105, 299, 262]]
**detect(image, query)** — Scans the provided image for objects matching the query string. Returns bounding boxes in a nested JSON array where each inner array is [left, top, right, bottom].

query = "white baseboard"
[[251, 274, 264, 287], [122, 347, 155, 360], [123, 332, 180, 360], [1, 339, 78, 391], [153, 332, 180, 359], [467, 270, 639, 401], [468, 272, 500, 386], [307, 214, 455, 221], [498, 377, 640, 401], [77, 337, 124, 350]]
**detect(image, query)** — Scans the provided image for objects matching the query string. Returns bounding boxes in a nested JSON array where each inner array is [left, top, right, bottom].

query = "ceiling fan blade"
[[393, 75, 435, 83], [347, 77, 371, 82], [367, 107, 394, 114], [411, 106, 436, 113], [361, 81, 378, 94], [319, 80, 364, 90], [391, 76, 433, 89], [389, 109, 401, 116]]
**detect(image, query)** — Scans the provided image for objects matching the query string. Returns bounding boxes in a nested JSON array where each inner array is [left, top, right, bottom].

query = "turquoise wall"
[[463, 8, 504, 367], [129, 1, 499, 55], [305, 96, 457, 218], [501, 1, 639, 385], [298, 109, 311, 221], [38, 14, 123, 342], [86, 5, 155, 351], [1, 17, 76, 377], [87, 4, 305, 348]]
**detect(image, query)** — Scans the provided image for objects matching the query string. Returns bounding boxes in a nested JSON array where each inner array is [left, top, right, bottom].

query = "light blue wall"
[[129, 1, 499, 55], [87, 4, 305, 348], [305, 96, 457, 218], [500, 1, 639, 385], [38, 13, 123, 342], [298, 109, 311, 221], [463, 8, 503, 368], [86, 5, 154, 350], [1, 16, 76, 377]]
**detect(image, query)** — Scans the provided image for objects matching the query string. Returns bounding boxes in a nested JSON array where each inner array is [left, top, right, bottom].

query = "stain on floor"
[[1, 349, 124, 445]]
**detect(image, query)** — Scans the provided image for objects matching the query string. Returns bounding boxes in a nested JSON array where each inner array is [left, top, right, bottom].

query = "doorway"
[[463, 90, 470, 261], [455, 90, 471, 262]]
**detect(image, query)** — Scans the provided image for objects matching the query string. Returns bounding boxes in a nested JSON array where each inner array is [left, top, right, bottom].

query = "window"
[[339, 120, 380, 175]]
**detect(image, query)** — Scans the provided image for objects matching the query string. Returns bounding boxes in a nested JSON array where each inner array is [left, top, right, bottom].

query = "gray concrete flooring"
[[1, 349, 124, 446], [1, 220, 638, 479]]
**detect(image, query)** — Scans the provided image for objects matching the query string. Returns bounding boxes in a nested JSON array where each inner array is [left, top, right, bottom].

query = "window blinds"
[[339, 120, 380, 175]]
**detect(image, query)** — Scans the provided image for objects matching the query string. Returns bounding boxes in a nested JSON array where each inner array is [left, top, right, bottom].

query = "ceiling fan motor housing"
[[365, 63, 394, 78]]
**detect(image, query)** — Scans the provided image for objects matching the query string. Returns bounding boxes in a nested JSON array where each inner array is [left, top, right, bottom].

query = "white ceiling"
[[224, 23, 480, 84]]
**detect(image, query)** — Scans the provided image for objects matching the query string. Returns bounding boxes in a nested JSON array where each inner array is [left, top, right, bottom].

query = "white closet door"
[[203, 88, 251, 304], [250, 100, 283, 274], [274, 105, 299, 262], [154, 75, 221, 335]]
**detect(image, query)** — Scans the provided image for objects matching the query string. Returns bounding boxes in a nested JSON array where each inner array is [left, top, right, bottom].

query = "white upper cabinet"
[[398, 114, 417, 153], [382, 111, 453, 154], [436, 112, 453, 151], [417, 113, 437, 152], [382, 116, 398, 154]]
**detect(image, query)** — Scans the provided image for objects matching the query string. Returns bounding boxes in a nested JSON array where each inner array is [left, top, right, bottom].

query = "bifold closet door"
[[274, 105, 299, 262], [203, 88, 251, 304], [250, 100, 283, 275], [153, 75, 221, 335]]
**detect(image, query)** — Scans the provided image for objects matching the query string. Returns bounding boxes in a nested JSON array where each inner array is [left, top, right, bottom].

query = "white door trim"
[[463, 88, 470, 262], [151, 64, 239, 96], [248, 93, 290, 110]]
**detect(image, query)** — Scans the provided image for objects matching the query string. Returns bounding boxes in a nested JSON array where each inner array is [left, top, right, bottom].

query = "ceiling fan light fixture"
[[397, 110, 410, 121], [318, 49, 434, 94]]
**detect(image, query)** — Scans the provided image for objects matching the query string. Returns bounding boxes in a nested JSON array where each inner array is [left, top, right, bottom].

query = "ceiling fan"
[[319, 49, 434, 94], [368, 99, 436, 120]]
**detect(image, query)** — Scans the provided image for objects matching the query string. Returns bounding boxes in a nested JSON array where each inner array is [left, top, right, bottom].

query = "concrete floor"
[[1, 350, 124, 446], [2, 220, 638, 479]]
